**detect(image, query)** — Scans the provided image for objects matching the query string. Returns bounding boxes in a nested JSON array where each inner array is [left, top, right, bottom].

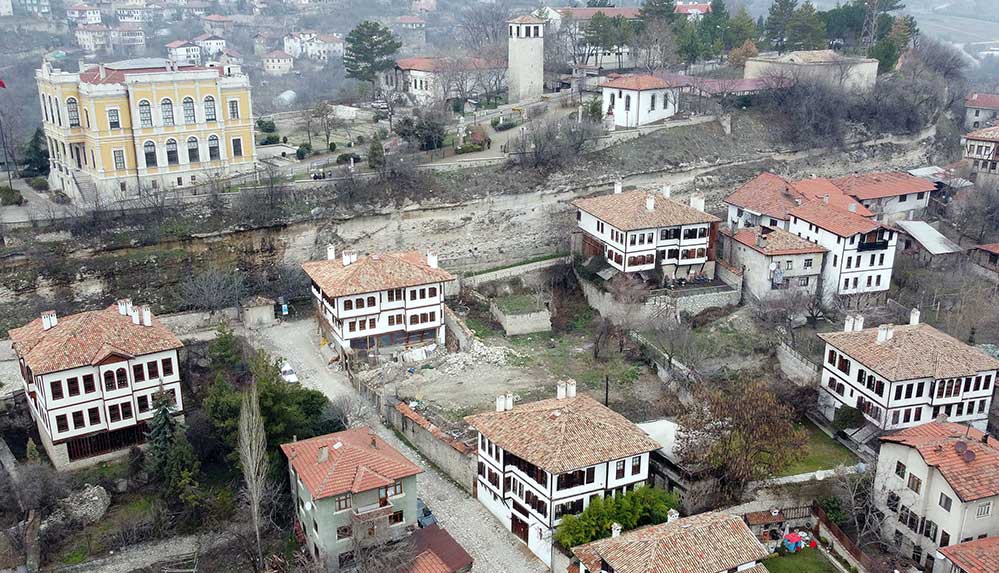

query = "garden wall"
[[578, 275, 741, 325], [443, 305, 475, 352], [777, 341, 820, 386], [385, 400, 477, 494], [489, 302, 552, 336], [461, 256, 571, 290]]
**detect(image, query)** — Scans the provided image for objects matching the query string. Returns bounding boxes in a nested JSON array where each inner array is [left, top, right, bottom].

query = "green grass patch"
[[764, 548, 839, 573], [494, 294, 543, 315], [465, 252, 567, 277], [463, 315, 502, 338], [780, 421, 857, 476], [61, 545, 88, 565]]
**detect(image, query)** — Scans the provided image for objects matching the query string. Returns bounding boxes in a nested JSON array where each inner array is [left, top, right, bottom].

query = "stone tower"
[[507, 15, 545, 103]]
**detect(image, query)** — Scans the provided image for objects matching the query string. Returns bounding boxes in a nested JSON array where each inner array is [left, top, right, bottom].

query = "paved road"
[[248, 319, 548, 573]]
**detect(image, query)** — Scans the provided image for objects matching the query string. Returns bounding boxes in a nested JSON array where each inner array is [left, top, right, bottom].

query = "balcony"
[[857, 240, 889, 252], [352, 498, 391, 520]]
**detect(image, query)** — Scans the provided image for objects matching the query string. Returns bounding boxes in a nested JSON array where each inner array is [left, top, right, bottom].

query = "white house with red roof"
[[7, 300, 184, 470], [193, 33, 225, 57], [262, 50, 293, 76], [381, 56, 505, 106], [962, 125, 999, 186], [600, 74, 678, 128], [719, 226, 826, 301], [830, 172, 936, 223], [280, 427, 422, 570], [674, 1, 713, 21], [817, 315, 999, 435], [964, 92, 999, 130], [724, 172, 872, 232], [67, 3, 101, 25], [874, 420, 999, 571], [282, 31, 343, 62], [165, 40, 201, 65], [465, 382, 660, 567], [302, 248, 455, 353], [935, 536, 999, 573]]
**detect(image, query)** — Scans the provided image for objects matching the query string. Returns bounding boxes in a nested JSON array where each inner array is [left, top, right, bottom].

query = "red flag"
[[0, 79, 6, 88]]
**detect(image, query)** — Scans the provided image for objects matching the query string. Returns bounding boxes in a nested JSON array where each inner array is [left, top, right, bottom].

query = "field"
[[764, 549, 839, 573]]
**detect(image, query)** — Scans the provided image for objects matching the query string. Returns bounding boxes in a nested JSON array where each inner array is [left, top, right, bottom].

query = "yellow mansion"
[[36, 58, 256, 200]]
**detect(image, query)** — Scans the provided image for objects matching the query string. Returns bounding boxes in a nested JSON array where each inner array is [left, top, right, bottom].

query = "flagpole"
[[0, 113, 12, 190]]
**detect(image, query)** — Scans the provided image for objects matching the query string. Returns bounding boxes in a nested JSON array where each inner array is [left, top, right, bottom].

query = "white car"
[[279, 361, 299, 384]]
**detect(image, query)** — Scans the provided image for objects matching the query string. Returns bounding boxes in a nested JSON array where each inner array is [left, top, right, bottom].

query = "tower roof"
[[508, 15, 545, 24]]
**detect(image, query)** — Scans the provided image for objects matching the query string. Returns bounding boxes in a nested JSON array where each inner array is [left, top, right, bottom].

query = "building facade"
[[600, 75, 678, 128], [8, 301, 184, 470], [381, 56, 505, 106], [935, 536, 999, 573], [281, 427, 422, 571], [466, 383, 659, 567], [744, 50, 879, 92], [166, 41, 202, 65], [830, 172, 935, 224], [507, 15, 544, 104], [962, 126, 999, 187], [302, 249, 455, 353], [573, 185, 720, 279], [719, 226, 826, 302], [874, 421, 999, 571], [964, 92, 999, 130], [262, 50, 293, 75], [818, 315, 999, 433], [35, 57, 256, 200], [67, 3, 101, 25]]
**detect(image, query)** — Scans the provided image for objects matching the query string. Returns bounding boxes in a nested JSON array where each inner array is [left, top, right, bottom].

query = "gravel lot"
[[249, 319, 548, 573]]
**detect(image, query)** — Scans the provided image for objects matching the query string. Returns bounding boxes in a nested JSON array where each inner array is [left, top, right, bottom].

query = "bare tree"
[[647, 307, 708, 382], [508, 116, 601, 170], [299, 107, 316, 148], [328, 394, 374, 429], [239, 383, 269, 571], [313, 101, 344, 151], [350, 521, 415, 573], [457, 2, 510, 52], [631, 18, 677, 74], [180, 267, 247, 312]]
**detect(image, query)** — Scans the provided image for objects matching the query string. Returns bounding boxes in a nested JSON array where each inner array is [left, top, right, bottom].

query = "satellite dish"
[[963, 450, 977, 463], [304, 501, 313, 512], [768, 262, 777, 271], [955, 441, 968, 454]]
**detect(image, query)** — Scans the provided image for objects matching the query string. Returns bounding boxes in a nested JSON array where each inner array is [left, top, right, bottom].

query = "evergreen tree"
[[587, 0, 612, 6], [639, 0, 676, 23], [344, 21, 402, 88], [367, 134, 385, 169], [22, 128, 49, 176], [765, 0, 798, 54], [675, 18, 705, 66], [786, 1, 827, 51], [208, 321, 242, 373], [869, 37, 900, 74], [145, 392, 180, 483], [725, 8, 758, 51], [26, 438, 40, 462], [699, 0, 730, 55]]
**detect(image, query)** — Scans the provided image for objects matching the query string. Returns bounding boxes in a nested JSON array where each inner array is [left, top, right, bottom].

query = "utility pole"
[[0, 115, 13, 189], [861, 0, 880, 48], [604, 374, 609, 406]]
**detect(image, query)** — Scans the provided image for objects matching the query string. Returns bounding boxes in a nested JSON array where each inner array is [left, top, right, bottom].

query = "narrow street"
[[247, 319, 548, 573]]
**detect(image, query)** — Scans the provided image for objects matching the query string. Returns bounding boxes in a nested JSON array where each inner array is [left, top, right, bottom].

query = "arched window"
[[204, 96, 216, 122], [187, 136, 199, 163], [103, 370, 115, 391], [40, 95, 49, 122], [138, 100, 152, 127], [66, 98, 80, 127], [144, 141, 157, 167], [115, 367, 127, 389], [166, 138, 178, 165], [160, 98, 174, 126], [344, 299, 353, 311], [208, 135, 220, 160], [624, 95, 631, 112], [356, 297, 365, 309], [183, 97, 196, 123]]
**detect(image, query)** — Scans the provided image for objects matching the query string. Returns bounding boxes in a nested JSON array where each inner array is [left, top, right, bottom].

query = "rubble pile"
[[438, 340, 520, 376]]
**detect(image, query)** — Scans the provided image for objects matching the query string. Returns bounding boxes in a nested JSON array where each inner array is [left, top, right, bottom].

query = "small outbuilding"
[[895, 220, 964, 264], [240, 295, 275, 329], [600, 74, 679, 128]]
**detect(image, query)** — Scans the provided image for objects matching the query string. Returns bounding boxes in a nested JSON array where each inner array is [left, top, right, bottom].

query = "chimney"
[[885, 325, 894, 341], [660, 184, 671, 198], [317, 445, 329, 463], [645, 194, 655, 211], [116, 299, 129, 316], [369, 429, 377, 448], [504, 392, 513, 411], [822, 194, 830, 205], [689, 196, 705, 212], [611, 522, 622, 538], [755, 233, 766, 249], [131, 308, 140, 325], [935, 412, 948, 423], [909, 308, 920, 325], [98, 64, 106, 80], [566, 380, 576, 398], [350, 253, 358, 264], [613, 180, 622, 194], [848, 203, 857, 213], [844, 315, 855, 332], [557, 380, 567, 400], [142, 306, 152, 327], [326, 244, 336, 260], [667, 508, 679, 523], [496, 395, 505, 412], [876, 324, 888, 343], [40, 310, 57, 331], [125, 299, 133, 315], [854, 315, 864, 331], [342, 252, 351, 266], [427, 250, 439, 269]]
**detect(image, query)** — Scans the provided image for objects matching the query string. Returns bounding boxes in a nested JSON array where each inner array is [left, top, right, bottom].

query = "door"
[[511, 514, 529, 543]]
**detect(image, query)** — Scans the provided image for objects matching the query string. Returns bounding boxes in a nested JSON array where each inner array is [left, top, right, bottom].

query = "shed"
[[895, 221, 963, 261], [240, 296, 275, 329]]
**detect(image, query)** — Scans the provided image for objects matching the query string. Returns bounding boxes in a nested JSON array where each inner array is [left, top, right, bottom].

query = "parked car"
[[279, 361, 299, 384], [416, 497, 436, 528]]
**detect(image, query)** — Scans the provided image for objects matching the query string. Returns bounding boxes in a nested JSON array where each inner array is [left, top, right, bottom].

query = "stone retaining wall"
[[490, 302, 552, 336], [385, 400, 476, 494], [443, 305, 475, 352], [777, 342, 820, 386], [461, 256, 570, 290]]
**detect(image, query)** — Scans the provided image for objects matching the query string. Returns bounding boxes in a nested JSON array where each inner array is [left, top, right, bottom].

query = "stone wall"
[[489, 302, 552, 336], [777, 341, 820, 386], [385, 400, 477, 494], [461, 256, 571, 290], [443, 305, 475, 352]]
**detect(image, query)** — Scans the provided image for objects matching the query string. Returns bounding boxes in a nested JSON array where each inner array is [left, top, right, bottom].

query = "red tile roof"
[[939, 536, 999, 573], [264, 50, 291, 59], [744, 510, 785, 526], [395, 56, 501, 72], [8, 305, 182, 375], [674, 3, 713, 14], [302, 250, 454, 298], [599, 74, 671, 91], [966, 126, 999, 142], [830, 172, 936, 200], [397, 15, 425, 24], [881, 421, 999, 502], [166, 40, 193, 48], [279, 427, 422, 500], [789, 200, 882, 237], [466, 393, 660, 474], [572, 512, 769, 573], [555, 7, 641, 20], [966, 93, 999, 111], [79, 63, 218, 85], [791, 178, 874, 217], [509, 14, 546, 24], [977, 243, 999, 255], [572, 189, 719, 232], [408, 524, 473, 573], [202, 14, 231, 21], [727, 227, 827, 256], [724, 173, 802, 220]]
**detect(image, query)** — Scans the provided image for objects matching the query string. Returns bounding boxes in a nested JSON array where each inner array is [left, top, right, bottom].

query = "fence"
[[811, 501, 879, 573]]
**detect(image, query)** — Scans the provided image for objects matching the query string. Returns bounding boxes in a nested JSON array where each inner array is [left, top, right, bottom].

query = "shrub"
[[373, 110, 389, 122], [328, 142, 337, 152], [554, 486, 680, 548], [832, 405, 865, 431], [295, 146, 308, 160], [256, 119, 277, 133], [455, 143, 483, 155], [355, 135, 367, 145], [260, 135, 280, 145], [490, 117, 500, 127], [336, 152, 362, 164], [0, 186, 25, 206], [282, 136, 288, 143], [494, 120, 518, 131], [28, 177, 49, 191]]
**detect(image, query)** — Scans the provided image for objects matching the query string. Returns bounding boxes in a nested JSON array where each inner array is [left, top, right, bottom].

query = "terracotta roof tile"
[[966, 126, 999, 142], [791, 179, 873, 216], [880, 421, 999, 502], [279, 427, 422, 500], [509, 15, 546, 24], [572, 190, 718, 232], [8, 305, 182, 375], [599, 74, 671, 91], [395, 56, 502, 72], [789, 200, 882, 237], [727, 227, 827, 256], [674, 3, 712, 14], [938, 536, 999, 573], [572, 512, 770, 573], [409, 550, 450, 573], [264, 50, 291, 59], [409, 524, 473, 573], [465, 393, 659, 474], [723, 173, 802, 220], [302, 251, 454, 298], [965, 93, 999, 111], [818, 323, 999, 382], [977, 243, 999, 255], [830, 172, 936, 200], [744, 510, 784, 526]]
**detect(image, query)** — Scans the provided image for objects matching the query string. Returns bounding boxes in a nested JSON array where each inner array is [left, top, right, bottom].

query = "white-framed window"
[[113, 149, 126, 170], [977, 501, 992, 518], [204, 96, 216, 121], [108, 107, 121, 129], [228, 99, 239, 119], [160, 98, 174, 126], [138, 100, 152, 127], [183, 97, 196, 123], [66, 98, 80, 127]]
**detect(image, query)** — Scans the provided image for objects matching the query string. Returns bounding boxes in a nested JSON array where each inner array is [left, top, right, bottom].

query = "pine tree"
[[23, 128, 49, 177], [725, 8, 758, 51], [144, 392, 179, 484], [639, 0, 676, 23], [699, 0, 730, 55], [208, 321, 241, 373], [368, 134, 385, 170], [344, 21, 402, 88], [26, 438, 40, 462], [786, 1, 827, 52], [765, 0, 799, 54]]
